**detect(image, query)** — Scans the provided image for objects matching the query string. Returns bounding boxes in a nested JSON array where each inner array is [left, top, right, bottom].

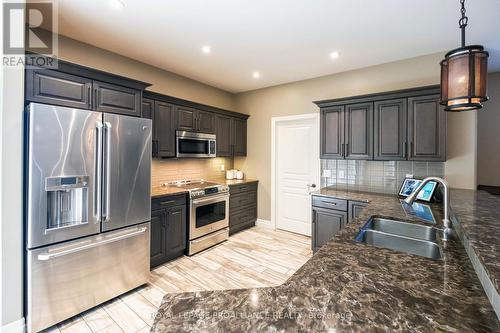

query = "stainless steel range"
[[165, 180, 229, 255]]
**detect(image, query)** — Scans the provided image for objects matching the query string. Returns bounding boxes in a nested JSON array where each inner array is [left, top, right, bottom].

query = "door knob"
[[307, 184, 317, 188]]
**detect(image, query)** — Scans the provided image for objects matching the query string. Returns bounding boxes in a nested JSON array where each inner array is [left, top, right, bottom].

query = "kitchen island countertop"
[[151, 187, 499, 332]]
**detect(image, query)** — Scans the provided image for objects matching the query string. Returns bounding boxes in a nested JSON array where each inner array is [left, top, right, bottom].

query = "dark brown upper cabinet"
[[232, 118, 247, 156], [93, 81, 141, 117], [198, 110, 215, 133], [141, 98, 154, 120], [177, 106, 197, 131], [345, 103, 373, 160], [320, 106, 344, 159], [407, 95, 446, 161], [143, 91, 249, 158], [216, 115, 248, 157], [154, 101, 176, 158], [177, 106, 215, 133], [315, 85, 446, 162], [216, 115, 232, 157], [25, 59, 149, 116], [26, 69, 93, 110], [374, 99, 407, 161]]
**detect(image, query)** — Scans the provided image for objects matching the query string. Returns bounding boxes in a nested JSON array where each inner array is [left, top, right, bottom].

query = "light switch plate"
[[338, 170, 345, 178], [322, 169, 331, 177], [405, 173, 414, 179]]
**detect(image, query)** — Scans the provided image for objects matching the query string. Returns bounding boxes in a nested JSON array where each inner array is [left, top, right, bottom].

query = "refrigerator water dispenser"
[[45, 176, 89, 230]]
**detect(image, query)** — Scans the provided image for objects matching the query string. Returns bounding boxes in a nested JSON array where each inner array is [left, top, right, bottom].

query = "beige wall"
[[58, 35, 236, 111], [234, 53, 478, 221], [477, 72, 500, 186]]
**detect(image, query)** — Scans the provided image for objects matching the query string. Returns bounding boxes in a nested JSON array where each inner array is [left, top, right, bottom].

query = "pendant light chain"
[[459, 0, 468, 47]]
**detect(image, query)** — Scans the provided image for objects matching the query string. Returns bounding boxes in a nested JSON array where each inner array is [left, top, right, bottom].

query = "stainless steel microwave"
[[176, 131, 216, 158]]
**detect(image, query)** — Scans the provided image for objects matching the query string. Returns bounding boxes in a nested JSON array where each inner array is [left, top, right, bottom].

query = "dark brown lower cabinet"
[[312, 206, 347, 253], [348, 201, 368, 222], [150, 195, 187, 268], [229, 182, 258, 235], [312, 197, 371, 252]]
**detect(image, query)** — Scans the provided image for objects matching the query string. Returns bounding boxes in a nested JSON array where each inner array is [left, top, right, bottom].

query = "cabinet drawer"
[[230, 191, 257, 210], [229, 182, 257, 195], [151, 194, 186, 210], [230, 206, 257, 228], [312, 196, 347, 211]]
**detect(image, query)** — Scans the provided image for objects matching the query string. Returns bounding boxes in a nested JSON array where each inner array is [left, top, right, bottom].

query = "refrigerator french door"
[[25, 103, 152, 333]]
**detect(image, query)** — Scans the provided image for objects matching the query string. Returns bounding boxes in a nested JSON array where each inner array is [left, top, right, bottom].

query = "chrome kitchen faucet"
[[404, 177, 452, 241]]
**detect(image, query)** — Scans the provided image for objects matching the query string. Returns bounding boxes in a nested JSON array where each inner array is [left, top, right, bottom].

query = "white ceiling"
[[57, 0, 500, 93]]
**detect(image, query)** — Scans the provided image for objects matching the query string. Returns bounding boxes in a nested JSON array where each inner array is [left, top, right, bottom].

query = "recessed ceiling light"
[[253, 72, 260, 79], [109, 0, 125, 10], [202, 46, 211, 54], [330, 51, 340, 59]]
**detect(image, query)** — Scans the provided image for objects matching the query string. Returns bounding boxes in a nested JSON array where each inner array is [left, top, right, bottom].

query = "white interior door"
[[275, 115, 319, 236]]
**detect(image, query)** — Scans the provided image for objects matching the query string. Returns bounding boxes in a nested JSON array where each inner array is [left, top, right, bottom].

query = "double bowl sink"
[[355, 217, 442, 260]]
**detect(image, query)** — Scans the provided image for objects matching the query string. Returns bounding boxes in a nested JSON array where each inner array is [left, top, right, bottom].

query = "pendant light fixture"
[[440, 0, 489, 111]]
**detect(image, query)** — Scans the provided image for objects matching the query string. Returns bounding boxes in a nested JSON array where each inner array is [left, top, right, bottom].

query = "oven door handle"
[[192, 194, 229, 205]]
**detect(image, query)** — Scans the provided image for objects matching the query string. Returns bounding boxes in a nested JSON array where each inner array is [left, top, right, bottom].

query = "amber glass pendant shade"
[[440, 45, 489, 111]]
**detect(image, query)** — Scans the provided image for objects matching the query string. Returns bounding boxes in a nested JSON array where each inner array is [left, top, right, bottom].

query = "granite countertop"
[[151, 179, 258, 198], [152, 188, 499, 332], [151, 185, 188, 198]]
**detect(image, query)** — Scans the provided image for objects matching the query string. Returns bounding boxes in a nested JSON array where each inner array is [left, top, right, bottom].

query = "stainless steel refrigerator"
[[25, 103, 152, 333]]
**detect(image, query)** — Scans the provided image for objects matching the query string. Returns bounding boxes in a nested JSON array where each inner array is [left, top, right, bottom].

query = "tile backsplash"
[[320, 160, 445, 194], [152, 157, 233, 185]]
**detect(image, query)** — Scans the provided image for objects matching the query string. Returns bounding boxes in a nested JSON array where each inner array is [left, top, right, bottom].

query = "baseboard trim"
[[478, 184, 500, 195], [2, 318, 25, 333], [255, 219, 274, 229]]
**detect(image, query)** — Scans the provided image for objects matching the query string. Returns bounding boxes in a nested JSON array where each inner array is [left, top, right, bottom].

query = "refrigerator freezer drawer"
[[26, 222, 150, 333]]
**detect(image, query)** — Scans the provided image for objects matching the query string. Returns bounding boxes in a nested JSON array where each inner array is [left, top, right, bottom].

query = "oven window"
[[178, 139, 208, 154], [196, 201, 226, 228]]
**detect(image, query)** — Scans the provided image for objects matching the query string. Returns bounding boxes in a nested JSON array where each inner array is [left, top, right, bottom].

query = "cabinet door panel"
[[348, 201, 368, 223], [216, 115, 232, 156], [232, 118, 247, 156], [154, 101, 176, 157], [320, 106, 344, 159], [374, 99, 407, 160], [141, 98, 154, 120], [312, 208, 346, 251], [177, 106, 196, 131], [408, 95, 446, 161], [93, 81, 141, 116], [165, 205, 187, 259], [142, 98, 155, 156], [150, 209, 167, 268], [345, 103, 373, 160], [198, 110, 215, 133], [26, 69, 92, 109]]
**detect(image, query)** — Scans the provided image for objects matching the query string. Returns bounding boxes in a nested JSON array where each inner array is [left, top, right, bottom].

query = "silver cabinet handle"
[[159, 200, 176, 206], [190, 228, 227, 244], [94, 122, 103, 220], [103, 122, 112, 222], [192, 194, 229, 205], [37, 227, 147, 261], [322, 201, 336, 205]]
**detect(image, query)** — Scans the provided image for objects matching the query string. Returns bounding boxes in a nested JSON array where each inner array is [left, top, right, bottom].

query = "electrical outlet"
[[338, 170, 345, 178], [405, 173, 414, 179], [220, 164, 225, 171], [322, 169, 331, 178]]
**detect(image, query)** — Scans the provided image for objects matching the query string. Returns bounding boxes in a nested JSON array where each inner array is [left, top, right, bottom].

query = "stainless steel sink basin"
[[366, 218, 437, 242], [355, 217, 442, 260]]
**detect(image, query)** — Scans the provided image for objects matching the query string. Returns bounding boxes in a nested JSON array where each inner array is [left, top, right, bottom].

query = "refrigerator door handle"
[[36, 227, 148, 261], [94, 122, 103, 221], [103, 122, 112, 222]]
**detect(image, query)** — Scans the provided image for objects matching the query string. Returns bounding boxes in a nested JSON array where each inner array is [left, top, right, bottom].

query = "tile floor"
[[40, 226, 312, 333]]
